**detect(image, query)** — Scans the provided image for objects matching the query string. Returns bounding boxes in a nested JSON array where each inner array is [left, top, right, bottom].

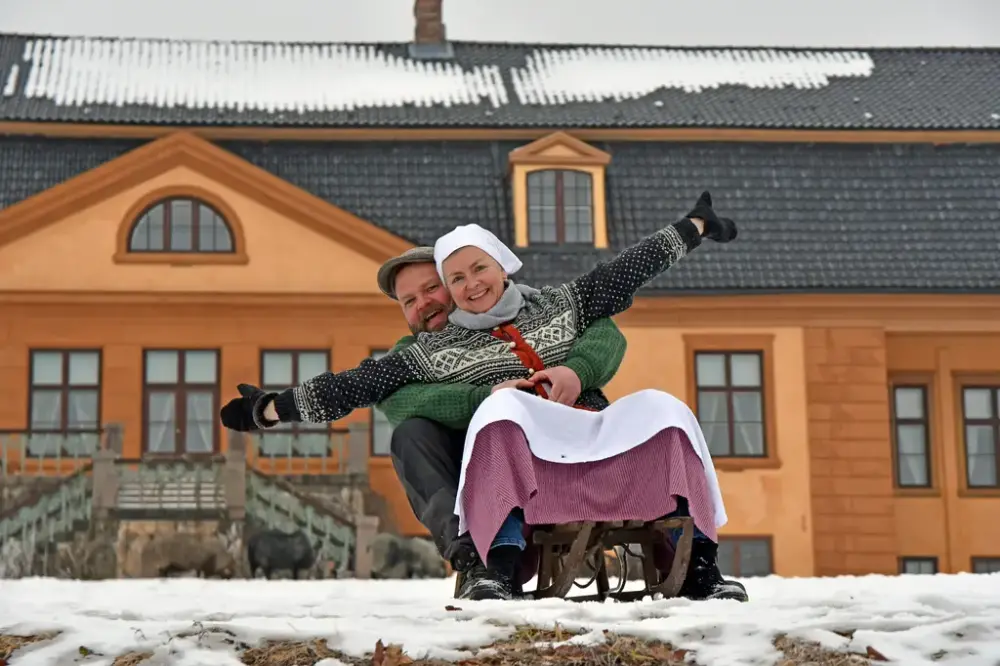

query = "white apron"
[[454, 387, 728, 534]]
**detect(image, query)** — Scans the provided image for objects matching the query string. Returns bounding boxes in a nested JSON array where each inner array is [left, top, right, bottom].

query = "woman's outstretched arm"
[[565, 191, 736, 329]]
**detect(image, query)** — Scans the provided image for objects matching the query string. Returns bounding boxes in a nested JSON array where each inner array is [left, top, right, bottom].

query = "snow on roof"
[[16, 38, 508, 111], [512, 47, 873, 104], [4, 573, 1000, 665], [1, 0, 997, 47], [9, 36, 873, 112]]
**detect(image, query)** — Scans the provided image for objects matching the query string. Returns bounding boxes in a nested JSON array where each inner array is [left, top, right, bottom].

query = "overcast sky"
[[1, 0, 998, 47]]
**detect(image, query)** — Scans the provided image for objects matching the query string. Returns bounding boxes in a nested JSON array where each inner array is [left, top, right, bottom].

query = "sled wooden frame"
[[454, 517, 694, 602]]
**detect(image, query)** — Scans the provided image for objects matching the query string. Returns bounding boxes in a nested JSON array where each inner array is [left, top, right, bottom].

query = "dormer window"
[[527, 169, 594, 244], [508, 132, 611, 249]]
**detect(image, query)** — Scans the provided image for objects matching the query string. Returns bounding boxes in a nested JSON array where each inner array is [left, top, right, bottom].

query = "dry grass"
[[241, 638, 345, 666], [0, 633, 59, 662], [1, 628, 884, 666], [234, 627, 881, 666], [111, 652, 154, 666]]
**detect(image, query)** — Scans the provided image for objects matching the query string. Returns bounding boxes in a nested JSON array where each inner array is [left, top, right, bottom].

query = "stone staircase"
[[1, 430, 380, 578]]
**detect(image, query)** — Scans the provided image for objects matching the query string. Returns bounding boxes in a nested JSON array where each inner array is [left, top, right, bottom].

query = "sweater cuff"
[[272, 388, 302, 423], [469, 385, 493, 412], [673, 219, 704, 251], [561, 357, 595, 390]]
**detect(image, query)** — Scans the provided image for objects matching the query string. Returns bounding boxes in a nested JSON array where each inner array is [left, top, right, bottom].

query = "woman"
[[222, 191, 744, 601]]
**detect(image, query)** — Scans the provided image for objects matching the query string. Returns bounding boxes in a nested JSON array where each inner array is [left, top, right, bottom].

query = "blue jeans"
[[490, 509, 527, 551], [666, 497, 710, 544]]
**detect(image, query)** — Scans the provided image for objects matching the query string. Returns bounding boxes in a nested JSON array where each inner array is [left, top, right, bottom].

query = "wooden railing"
[[1, 422, 373, 480], [0, 428, 109, 478], [245, 422, 370, 478]]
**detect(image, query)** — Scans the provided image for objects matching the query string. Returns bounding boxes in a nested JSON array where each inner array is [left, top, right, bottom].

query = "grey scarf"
[[448, 280, 541, 331]]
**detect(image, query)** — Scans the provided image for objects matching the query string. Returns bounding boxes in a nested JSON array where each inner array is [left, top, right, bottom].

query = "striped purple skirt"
[[459, 421, 719, 580]]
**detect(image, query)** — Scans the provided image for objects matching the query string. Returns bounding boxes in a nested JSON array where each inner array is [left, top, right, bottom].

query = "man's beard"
[[409, 302, 454, 334]]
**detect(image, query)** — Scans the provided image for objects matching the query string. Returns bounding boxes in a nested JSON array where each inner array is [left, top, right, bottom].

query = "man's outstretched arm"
[[374, 336, 492, 430]]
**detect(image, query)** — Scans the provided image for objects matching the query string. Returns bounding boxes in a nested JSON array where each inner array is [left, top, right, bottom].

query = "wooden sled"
[[454, 517, 694, 602]]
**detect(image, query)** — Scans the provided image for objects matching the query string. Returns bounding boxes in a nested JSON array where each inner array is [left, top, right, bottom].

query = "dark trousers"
[[389, 417, 474, 565]]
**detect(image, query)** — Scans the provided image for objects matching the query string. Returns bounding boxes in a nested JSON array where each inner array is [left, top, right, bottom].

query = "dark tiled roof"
[[0, 34, 998, 129], [1, 135, 999, 293]]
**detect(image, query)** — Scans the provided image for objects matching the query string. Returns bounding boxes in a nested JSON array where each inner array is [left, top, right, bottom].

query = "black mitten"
[[685, 191, 738, 243], [220, 383, 278, 432]]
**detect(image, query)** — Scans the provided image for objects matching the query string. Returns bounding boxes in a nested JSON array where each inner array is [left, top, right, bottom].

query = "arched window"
[[526, 170, 594, 244], [128, 197, 234, 253]]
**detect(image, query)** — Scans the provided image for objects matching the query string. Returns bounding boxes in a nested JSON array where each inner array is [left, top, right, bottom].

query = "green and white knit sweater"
[[375, 317, 627, 430], [272, 219, 702, 424]]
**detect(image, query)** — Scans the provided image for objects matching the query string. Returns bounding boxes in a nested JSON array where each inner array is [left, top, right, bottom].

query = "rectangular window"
[[899, 557, 937, 575], [717, 537, 773, 577], [694, 351, 766, 457], [259, 350, 331, 457], [370, 350, 393, 456], [891, 385, 932, 487], [972, 557, 1000, 574], [28, 350, 102, 456], [960, 386, 1000, 488], [143, 349, 219, 455]]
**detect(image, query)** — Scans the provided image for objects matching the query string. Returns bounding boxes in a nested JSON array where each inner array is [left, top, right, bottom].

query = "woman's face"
[[441, 246, 507, 313]]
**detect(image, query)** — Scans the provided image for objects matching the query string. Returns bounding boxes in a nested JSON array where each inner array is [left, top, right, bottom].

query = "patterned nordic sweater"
[[272, 219, 703, 424], [375, 317, 628, 430]]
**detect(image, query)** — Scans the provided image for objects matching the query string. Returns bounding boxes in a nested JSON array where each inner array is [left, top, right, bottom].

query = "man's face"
[[394, 262, 454, 334]]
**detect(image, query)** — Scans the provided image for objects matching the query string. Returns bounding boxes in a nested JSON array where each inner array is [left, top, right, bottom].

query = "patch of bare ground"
[[236, 626, 882, 666], [0, 626, 889, 665], [0, 632, 60, 664], [110, 652, 154, 666]]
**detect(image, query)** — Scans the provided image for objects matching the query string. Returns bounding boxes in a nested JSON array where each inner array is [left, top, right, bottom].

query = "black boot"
[[678, 540, 750, 602], [457, 545, 520, 601], [445, 533, 480, 574]]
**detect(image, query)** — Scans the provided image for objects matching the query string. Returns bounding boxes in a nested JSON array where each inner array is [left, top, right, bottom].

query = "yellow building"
[[1, 15, 999, 578]]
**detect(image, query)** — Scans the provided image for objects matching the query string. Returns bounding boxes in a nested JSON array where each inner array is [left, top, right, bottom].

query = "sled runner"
[[453, 516, 695, 602]]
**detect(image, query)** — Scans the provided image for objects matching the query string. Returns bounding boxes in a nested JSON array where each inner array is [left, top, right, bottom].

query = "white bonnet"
[[433, 223, 522, 281]]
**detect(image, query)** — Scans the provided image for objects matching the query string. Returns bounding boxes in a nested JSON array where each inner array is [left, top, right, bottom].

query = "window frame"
[[717, 536, 774, 577], [113, 186, 249, 266], [683, 334, 778, 470], [258, 349, 332, 458], [955, 377, 1000, 493], [898, 556, 938, 575], [141, 348, 221, 456], [127, 197, 236, 255], [369, 349, 394, 457], [971, 557, 1000, 574], [25, 348, 103, 457], [525, 168, 595, 245], [888, 376, 935, 492]]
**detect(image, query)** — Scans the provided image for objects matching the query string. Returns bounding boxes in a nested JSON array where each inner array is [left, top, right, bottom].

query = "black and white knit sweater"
[[272, 219, 703, 424]]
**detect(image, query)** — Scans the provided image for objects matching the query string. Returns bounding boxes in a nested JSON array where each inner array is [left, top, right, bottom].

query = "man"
[[374, 246, 628, 595]]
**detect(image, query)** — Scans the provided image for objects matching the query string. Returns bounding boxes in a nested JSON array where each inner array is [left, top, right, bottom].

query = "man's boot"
[[677, 539, 750, 602], [649, 532, 748, 598], [456, 545, 520, 601]]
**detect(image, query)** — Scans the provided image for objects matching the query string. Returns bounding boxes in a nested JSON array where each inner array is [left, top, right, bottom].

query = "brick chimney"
[[410, 0, 454, 59]]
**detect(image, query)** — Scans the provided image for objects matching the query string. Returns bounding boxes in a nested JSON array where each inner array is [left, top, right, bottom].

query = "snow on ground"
[[2, 573, 1000, 666]]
